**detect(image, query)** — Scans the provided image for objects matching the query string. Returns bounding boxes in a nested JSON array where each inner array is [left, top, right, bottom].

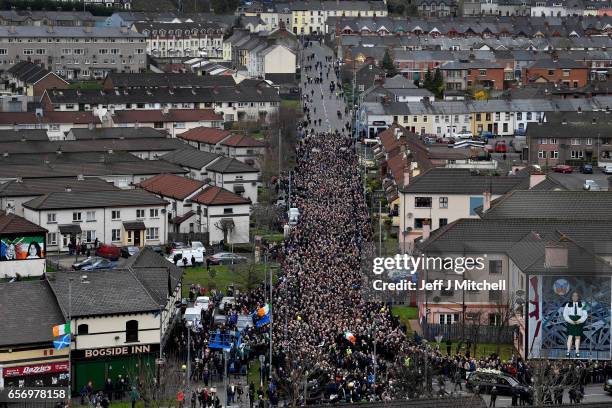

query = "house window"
[[47, 213, 57, 224], [570, 150, 584, 159], [586, 138, 592, 146], [146, 227, 159, 240], [439, 313, 460, 324], [439, 218, 448, 228], [77, 324, 89, 335], [517, 112, 522, 120], [126, 320, 138, 342], [86, 211, 96, 222], [551, 151, 559, 159], [150, 208, 159, 218], [414, 218, 429, 229], [549, 138, 557, 144], [415, 197, 432, 208], [84, 230, 96, 243], [223, 208, 234, 214], [489, 313, 502, 326], [111, 210, 121, 220], [439, 197, 448, 208], [489, 260, 502, 274], [48, 232, 57, 245], [571, 138, 580, 145], [111, 229, 121, 242], [526, 112, 532, 120], [72, 212, 82, 222], [469, 196, 483, 216], [136, 209, 145, 219], [538, 150, 545, 159]]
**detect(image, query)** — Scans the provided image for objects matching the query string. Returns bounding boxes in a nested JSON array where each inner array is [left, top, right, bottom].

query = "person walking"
[[129, 386, 139, 408], [453, 370, 463, 392], [489, 386, 498, 407]]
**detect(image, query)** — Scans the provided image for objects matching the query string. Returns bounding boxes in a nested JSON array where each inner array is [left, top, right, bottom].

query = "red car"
[[553, 164, 573, 174], [95, 244, 121, 261], [494, 141, 508, 153]]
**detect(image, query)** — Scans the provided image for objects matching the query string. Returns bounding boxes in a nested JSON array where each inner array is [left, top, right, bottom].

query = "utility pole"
[[68, 277, 73, 394], [268, 255, 273, 380], [378, 200, 382, 256], [187, 323, 191, 392]]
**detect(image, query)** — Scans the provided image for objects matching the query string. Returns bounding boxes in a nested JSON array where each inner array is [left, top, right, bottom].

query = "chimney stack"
[[65, 185, 72, 192], [422, 219, 431, 241], [483, 191, 491, 213], [544, 244, 568, 269]]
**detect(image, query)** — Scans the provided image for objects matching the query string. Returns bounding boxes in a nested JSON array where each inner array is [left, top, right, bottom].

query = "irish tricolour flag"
[[52, 322, 71, 337]]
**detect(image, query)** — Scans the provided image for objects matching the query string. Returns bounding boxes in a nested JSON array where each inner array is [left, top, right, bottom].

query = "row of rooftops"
[[0, 25, 145, 38], [43, 82, 281, 105], [238, 0, 388, 13], [363, 95, 612, 116]]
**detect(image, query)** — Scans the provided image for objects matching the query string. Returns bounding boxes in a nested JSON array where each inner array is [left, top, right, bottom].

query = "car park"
[[553, 164, 573, 174], [206, 252, 248, 265], [580, 163, 593, 174], [95, 244, 121, 261]]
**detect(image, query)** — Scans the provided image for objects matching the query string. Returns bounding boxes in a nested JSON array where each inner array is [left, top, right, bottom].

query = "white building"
[[22, 189, 169, 251], [206, 156, 260, 204], [132, 22, 224, 59], [247, 44, 296, 78]]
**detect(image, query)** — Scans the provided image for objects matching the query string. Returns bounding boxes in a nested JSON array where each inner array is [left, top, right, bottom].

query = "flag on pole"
[[53, 334, 71, 350], [257, 304, 270, 318], [52, 322, 71, 337]]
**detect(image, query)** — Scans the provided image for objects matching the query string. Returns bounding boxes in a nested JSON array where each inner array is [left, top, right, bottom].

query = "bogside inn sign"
[[72, 344, 159, 360]]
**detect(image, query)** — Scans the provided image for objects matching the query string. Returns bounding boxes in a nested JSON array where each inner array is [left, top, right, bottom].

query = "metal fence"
[[167, 232, 209, 246], [423, 322, 516, 344]]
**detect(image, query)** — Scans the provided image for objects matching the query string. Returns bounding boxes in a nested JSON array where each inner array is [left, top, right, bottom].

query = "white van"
[[288, 207, 300, 225], [166, 247, 205, 266]]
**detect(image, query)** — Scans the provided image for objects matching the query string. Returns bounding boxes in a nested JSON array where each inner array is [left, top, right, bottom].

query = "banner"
[[2, 362, 69, 378], [0, 235, 45, 261]]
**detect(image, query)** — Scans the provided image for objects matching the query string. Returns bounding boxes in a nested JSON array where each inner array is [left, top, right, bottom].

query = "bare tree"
[[126, 355, 185, 407]]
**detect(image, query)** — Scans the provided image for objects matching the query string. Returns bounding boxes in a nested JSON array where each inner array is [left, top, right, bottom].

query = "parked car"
[[183, 307, 201, 324], [166, 247, 206, 266], [603, 165, 612, 174], [194, 296, 210, 309], [466, 371, 532, 403], [454, 130, 474, 139], [579, 163, 593, 174], [146, 245, 164, 255], [553, 164, 573, 174], [81, 258, 117, 271], [479, 131, 494, 140], [219, 296, 236, 312], [95, 244, 121, 261], [120, 246, 140, 258], [166, 242, 188, 254], [206, 252, 248, 265], [583, 180, 600, 190], [494, 141, 508, 153], [72, 256, 102, 270]]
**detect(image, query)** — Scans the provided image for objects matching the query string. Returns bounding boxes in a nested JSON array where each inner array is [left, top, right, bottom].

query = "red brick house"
[[524, 58, 589, 88]]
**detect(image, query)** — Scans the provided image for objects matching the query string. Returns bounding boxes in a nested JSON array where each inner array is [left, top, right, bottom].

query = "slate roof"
[[69, 127, 166, 140], [191, 185, 251, 206], [0, 281, 64, 346], [527, 58, 587, 69], [0, 211, 47, 234], [177, 127, 231, 144], [23, 189, 168, 210], [0, 129, 48, 142], [48, 269, 161, 318], [0, 137, 185, 155], [0, 160, 187, 180], [481, 190, 612, 220], [399, 168, 526, 194], [138, 173, 205, 200], [44, 84, 280, 104], [525, 111, 612, 139], [206, 156, 259, 174], [0, 25, 145, 38], [0, 111, 101, 126], [112, 109, 222, 124], [7, 61, 67, 85], [104, 72, 235, 89], [420, 218, 612, 254], [160, 148, 221, 169], [0, 177, 119, 198]]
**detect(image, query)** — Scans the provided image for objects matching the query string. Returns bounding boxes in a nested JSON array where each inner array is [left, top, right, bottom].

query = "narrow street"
[[301, 41, 349, 135]]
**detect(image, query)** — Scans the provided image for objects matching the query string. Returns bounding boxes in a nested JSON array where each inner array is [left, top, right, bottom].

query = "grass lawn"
[[280, 99, 301, 111], [251, 227, 285, 243], [182, 263, 278, 296], [392, 305, 418, 334]]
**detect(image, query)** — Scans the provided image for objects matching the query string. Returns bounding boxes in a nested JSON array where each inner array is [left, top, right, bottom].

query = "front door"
[[134, 231, 141, 247]]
